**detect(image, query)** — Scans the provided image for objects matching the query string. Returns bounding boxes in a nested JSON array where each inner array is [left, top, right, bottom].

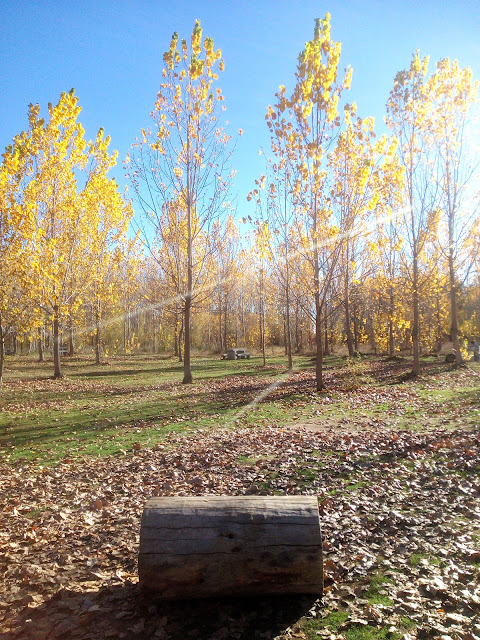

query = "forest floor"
[[1, 353, 479, 640]]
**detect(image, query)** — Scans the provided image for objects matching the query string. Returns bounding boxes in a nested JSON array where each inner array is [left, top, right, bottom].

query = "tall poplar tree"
[[128, 20, 235, 384], [276, 14, 352, 390], [386, 52, 441, 376], [429, 59, 479, 365]]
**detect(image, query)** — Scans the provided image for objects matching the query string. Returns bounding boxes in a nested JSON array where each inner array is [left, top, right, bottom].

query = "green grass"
[[2, 352, 480, 465], [364, 575, 394, 606], [304, 574, 413, 640]]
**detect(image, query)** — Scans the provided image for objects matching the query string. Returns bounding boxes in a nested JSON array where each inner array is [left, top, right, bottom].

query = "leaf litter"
[[1, 359, 480, 639], [1, 419, 479, 640]]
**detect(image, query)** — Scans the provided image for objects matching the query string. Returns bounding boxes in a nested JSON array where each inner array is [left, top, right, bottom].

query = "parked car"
[[222, 347, 251, 360]]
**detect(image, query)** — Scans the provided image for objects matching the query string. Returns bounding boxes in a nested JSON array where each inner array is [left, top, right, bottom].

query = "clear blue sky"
[[1, 0, 479, 219]]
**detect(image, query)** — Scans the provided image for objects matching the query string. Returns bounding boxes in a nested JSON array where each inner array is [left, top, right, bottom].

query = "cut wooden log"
[[138, 495, 323, 599]]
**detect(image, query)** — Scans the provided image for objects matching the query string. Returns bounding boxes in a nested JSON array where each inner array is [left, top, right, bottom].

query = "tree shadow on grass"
[[11, 581, 319, 640]]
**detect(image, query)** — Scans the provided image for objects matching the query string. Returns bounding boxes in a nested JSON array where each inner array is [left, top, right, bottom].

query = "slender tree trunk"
[[370, 311, 377, 355], [38, 327, 44, 362], [173, 314, 179, 358], [241, 289, 247, 348], [388, 285, 395, 356], [68, 325, 74, 356], [178, 318, 184, 363], [313, 198, 324, 391], [412, 256, 420, 376], [95, 306, 101, 365], [0, 320, 5, 390], [53, 304, 64, 379], [218, 290, 223, 352], [183, 292, 192, 382], [285, 280, 293, 371], [153, 314, 157, 354], [315, 300, 324, 391], [223, 297, 228, 351], [323, 303, 330, 356], [449, 242, 461, 367], [295, 304, 300, 353], [182, 126, 194, 384], [344, 259, 355, 357], [260, 268, 266, 366], [435, 291, 443, 352]]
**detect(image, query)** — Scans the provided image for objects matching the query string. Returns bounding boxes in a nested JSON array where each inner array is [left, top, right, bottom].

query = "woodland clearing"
[[1, 353, 479, 640]]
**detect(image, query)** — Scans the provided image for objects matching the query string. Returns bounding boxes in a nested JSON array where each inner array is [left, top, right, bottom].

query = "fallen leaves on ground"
[[1, 418, 479, 639]]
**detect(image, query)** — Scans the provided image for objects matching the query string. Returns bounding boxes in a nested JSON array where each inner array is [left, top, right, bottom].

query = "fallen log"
[[138, 495, 323, 599]]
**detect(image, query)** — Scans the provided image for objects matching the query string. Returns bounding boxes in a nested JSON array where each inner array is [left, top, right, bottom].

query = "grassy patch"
[[2, 352, 480, 465], [409, 552, 445, 568], [364, 575, 394, 606]]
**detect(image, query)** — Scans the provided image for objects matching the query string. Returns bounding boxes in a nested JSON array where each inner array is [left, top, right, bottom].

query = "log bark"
[[138, 496, 323, 599]]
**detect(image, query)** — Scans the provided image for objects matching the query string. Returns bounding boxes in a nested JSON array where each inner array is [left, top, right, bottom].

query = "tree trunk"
[[183, 293, 192, 383], [53, 304, 64, 379], [178, 318, 183, 363], [218, 290, 223, 352], [223, 296, 228, 351], [138, 496, 323, 599], [0, 320, 5, 390], [182, 127, 193, 385], [315, 303, 324, 391], [260, 268, 266, 366], [38, 327, 44, 363], [388, 285, 395, 356], [295, 305, 300, 353], [313, 200, 324, 391], [412, 257, 420, 376], [285, 280, 293, 371], [323, 304, 330, 356], [174, 315, 179, 358], [449, 241, 461, 366], [68, 325, 75, 357], [95, 306, 101, 365], [344, 262, 355, 357]]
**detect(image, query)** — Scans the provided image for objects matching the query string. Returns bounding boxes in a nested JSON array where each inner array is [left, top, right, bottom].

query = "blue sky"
[[1, 0, 479, 219]]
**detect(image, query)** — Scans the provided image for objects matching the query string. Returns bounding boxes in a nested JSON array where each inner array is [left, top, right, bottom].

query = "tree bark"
[[178, 318, 183, 363], [449, 233, 461, 366], [95, 306, 101, 365], [344, 258, 355, 357], [223, 296, 228, 351], [183, 293, 192, 382], [182, 128, 193, 385], [139, 496, 323, 599], [53, 304, 64, 379], [285, 280, 293, 371], [388, 285, 395, 356], [412, 257, 420, 376], [174, 314, 179, 358], [260, 268, 266, 366], [37, 327, 44, 363], [218, 290, 223, 352], [323, 304, 330, 356], [313, 199, 324, 391], [68, 325, 75, 357], [0, 319, 5, 390]]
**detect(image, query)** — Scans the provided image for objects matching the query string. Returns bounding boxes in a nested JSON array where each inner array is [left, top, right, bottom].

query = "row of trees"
[[249, 18, 479, 389], [0, 90, 133, 386], [1, 18, 479, 390]]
